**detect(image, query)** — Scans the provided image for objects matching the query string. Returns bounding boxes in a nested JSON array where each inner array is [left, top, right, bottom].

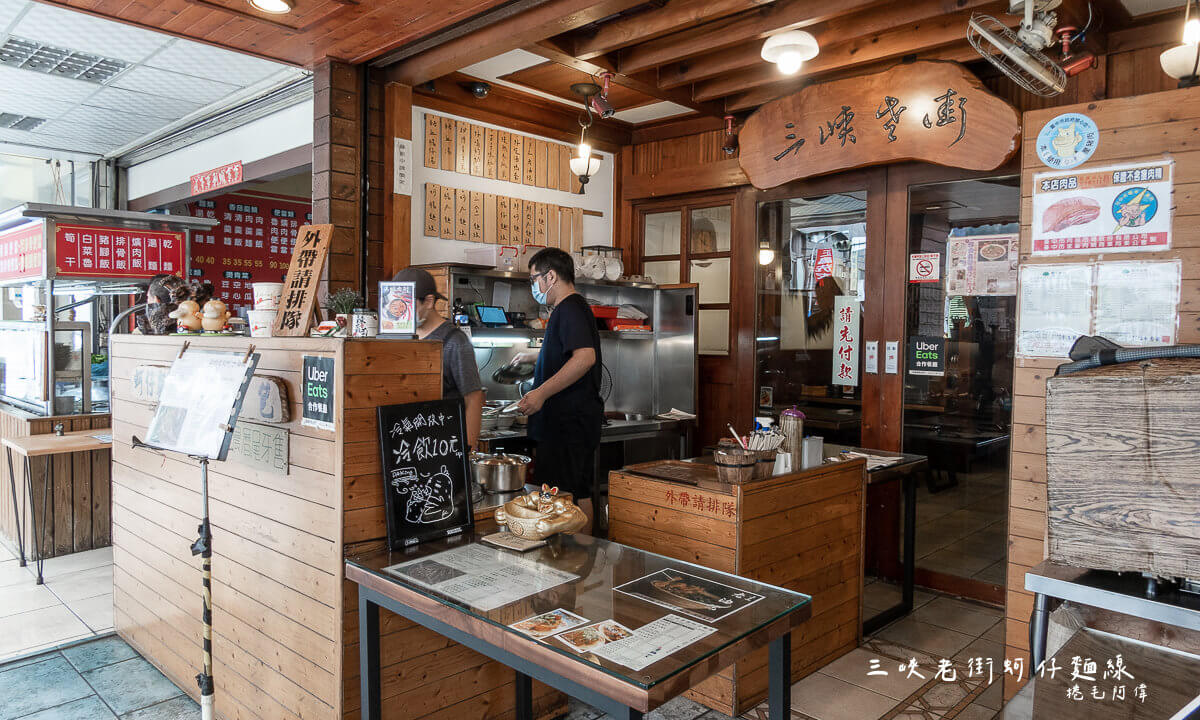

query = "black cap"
[[391, 267, 446, 302]]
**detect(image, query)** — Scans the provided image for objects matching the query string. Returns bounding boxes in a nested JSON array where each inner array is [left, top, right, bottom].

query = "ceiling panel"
[[0, 64, 99, 102], [145, 38, 283, 86], [0, 0, 27, 32], [459, 49, 547, 79], [83, 85, 203, 120], [13, 2, 170, 63], [112, 64, 241, 104], [500, 61, 657, 109], [58, 105, 164, 135], [0, 125, 107, 153], [611, 101, 691, 124], [36, 118, 144, 145], [0, 89, 76, 119], [1119, 0, 1184, 15]]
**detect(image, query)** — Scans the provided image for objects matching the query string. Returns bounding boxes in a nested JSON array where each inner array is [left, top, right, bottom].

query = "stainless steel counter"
[[480, 417, 691, 443]]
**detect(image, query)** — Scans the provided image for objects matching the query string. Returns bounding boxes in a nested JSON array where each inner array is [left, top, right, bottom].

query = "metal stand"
[[6, 447, 53, 585], [190, 456, 215, 720], [5, 447, 26, 569]]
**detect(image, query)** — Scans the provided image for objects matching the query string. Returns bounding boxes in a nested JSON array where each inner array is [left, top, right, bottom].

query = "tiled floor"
[[0, 635, 196, 719], [0, 544, 115, 662], [914, 464, 1009, 585]]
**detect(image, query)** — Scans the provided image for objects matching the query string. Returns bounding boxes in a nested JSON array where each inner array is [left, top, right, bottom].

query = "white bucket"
[[247, 309, 276, 337], [253, 282, 283, 310]]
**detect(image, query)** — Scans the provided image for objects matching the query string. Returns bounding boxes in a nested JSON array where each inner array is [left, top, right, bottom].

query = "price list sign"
[[54, 223, 184, 279], [0, 223, 44, 281], [188, 192, 312, 314]]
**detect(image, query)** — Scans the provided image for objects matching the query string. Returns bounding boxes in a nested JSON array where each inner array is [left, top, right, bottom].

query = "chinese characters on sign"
[[831, 296, 860, 387], [188, 194, 312, 315], [227, 422, 288, 475], [272, 224, 334, 337], [662, 489, 736, 519], [1031, 160, 1173, 255], [908, 252, 940, 283], [738, 61, 1019, 189], [301, 355, 335, 432], [54, 224, 185, 279], [946, 234, 1018, 296], [189, 161, 243, 196], [0, 223, 44, 281]]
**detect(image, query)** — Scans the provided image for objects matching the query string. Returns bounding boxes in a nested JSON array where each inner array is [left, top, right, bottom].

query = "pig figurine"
[[167, 300, 203, 333], [201, 299, 231, 333]]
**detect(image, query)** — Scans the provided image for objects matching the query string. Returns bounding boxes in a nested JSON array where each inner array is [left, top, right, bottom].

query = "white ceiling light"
[[1162, 0, 1200, 87], [760, 30, 818, 75], [248, 0, 293, 14]]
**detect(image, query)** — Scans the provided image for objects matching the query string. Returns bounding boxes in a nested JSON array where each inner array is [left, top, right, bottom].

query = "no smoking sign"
[[909, 252, 941, 283]]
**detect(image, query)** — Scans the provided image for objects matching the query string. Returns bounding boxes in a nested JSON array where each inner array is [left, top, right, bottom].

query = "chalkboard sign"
[[377, 399, 474, 548]]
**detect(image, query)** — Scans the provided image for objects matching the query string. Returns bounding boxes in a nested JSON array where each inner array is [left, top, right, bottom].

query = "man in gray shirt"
[[393, 268, 484, 450]]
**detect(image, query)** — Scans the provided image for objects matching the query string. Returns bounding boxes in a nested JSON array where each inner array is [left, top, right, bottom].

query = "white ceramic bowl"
[[253, 282, 283, 310], [247, 309, 276, 337]]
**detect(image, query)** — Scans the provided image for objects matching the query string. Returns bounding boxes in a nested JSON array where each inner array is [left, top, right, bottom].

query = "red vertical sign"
[[813, 247, 833, 282]]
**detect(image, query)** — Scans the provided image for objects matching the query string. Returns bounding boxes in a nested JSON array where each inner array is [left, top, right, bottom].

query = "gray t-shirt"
[[426, 320, 482, 399]]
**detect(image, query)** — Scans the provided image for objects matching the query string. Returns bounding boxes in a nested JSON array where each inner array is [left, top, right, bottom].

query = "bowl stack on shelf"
[[247, 282, 283, 337]]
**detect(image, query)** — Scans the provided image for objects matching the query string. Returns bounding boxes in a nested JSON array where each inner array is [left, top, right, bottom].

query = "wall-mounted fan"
[[968, 1, 1095, 97]]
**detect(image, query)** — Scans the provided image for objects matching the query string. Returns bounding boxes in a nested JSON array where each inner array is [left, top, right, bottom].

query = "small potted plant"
[[325, 288, 362, 336]]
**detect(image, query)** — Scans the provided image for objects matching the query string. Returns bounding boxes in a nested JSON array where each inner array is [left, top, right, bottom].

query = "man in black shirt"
[[516, 248, 603, 533]]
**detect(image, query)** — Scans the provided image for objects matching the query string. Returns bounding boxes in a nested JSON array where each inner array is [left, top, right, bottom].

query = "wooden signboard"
[[561, 146, 575, 193], [559, 208, 572, 251], [535, 203, 548, 244], [273, 224, 333, 336], [498, 131, 511, 183], [455, 189, 469, 241], [548, 145, 561, 191], [737, 60, 1021, 189], [440, 117, 455, 171], [523, 199, 536, 243], [424, 183, 440, 236], [523, 139, 536, 185], [547, 205, 559, 248], [484, 194, 498, 244], [510, 134, 523, 184], [571, 207, 584, 252], [498, 197, 511, 243], [455, 121, 471, 174], [469, 191, 484, 243], [484, 127, 498, 179], [534, 140, 548, 188], [439, 186, 455, 239], [470, 124, 484, 176], [423, 114, 439, 168]]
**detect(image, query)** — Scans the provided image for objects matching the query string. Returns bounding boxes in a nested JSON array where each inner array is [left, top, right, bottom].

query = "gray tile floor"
[[0, 635, 196, 720], [914, 465, 1009, 585]]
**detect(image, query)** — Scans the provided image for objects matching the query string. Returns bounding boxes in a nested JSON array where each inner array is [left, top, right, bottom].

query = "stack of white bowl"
[[248, 282, 283, 337]]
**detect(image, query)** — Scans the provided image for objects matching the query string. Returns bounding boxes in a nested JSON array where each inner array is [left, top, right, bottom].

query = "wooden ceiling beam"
[[692, 4, 1011, 102], [722, 43, 984, 112], [616, 0, 889, 75], [568, 0, 773, 60], [657, 0, 997, 89], [386, 0, 649, 86], [524, 40, 728, 117]]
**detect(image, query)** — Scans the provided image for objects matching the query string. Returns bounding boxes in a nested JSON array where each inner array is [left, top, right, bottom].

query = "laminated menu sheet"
[[591, 615, 717, 671], [1093, 260, 1180, 347], [384, 544, 578, 611], [1017, 264, 1094, 358]]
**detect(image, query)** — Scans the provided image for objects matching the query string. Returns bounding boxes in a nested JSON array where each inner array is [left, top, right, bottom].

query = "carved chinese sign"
[[272, 224, 334, 336], [738, 61, 1021, 189]]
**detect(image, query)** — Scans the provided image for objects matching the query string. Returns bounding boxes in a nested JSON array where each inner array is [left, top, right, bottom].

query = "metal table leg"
[[902, 472, 916, 612], [1029, 592, 1050, 670], [515, 671, 533, 720], [6, 447, 25, 568], [768, 631, 792, 720], [359, 592, 381, 720]]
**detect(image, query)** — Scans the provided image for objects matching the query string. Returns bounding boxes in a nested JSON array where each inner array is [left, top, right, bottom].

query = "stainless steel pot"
[[470, 452, 530, 492]]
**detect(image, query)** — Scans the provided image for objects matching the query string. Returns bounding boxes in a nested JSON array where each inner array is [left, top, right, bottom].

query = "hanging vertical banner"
[[831, 296, 860, 386], [813, 247, 834, 282], [394, 138, 413, 196]]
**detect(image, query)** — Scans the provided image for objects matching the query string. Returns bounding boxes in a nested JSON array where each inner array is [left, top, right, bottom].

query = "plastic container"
[[590, 305, 619, 319], [252, 282, 283, 310], [247, 309, 276, 337]]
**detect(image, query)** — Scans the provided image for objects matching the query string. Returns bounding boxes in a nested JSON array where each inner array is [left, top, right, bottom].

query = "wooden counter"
[[0, 405, 111, 560], [608, 456, 867, 717], [109, 334, 565, 720]]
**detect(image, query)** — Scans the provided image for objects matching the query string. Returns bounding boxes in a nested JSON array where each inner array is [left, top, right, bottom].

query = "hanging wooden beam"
[[616, 0, 887, 75], [568, 0, 774, 59]]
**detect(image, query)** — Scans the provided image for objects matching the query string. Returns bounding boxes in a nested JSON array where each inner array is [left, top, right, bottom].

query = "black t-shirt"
[[528, 293, 603, 447]]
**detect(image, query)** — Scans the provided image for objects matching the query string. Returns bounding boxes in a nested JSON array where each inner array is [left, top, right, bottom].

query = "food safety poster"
[[1031, 160, 1173, 255], [946, 234, 1018, 296]]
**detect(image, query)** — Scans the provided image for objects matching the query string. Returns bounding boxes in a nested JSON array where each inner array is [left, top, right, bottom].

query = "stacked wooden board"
[[423, 113, 583, 190], [423, 183, 584, 251]]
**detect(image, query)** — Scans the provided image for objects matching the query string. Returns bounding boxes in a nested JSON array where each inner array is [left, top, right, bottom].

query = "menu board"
[[1017, 264, 1094, 358], [1093, 260, 1180, 347], [188, 192, 312, 315], [0, 222, 44, 281], [384, 544, 577, 610], [54, 223, 184, 279], [946, 233, 1018, 296], [144, 349, 259, 460], [377, 399, 473, 548]]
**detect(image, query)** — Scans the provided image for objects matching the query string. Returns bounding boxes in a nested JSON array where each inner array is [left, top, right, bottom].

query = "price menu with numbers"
[[187, 192, 312, 314], [54, 223, 184, 279]]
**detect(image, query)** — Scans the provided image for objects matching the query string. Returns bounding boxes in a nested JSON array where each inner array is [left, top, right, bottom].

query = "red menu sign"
[[188, 191, 312, 314], [0, 223, 45, 281], [54, 223, 185, 279], [191, 161, 243, 196]]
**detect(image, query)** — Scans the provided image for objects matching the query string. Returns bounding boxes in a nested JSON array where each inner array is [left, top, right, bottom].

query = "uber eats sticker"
[[908, 336, 945, 377], [302, 355, 335, 431]]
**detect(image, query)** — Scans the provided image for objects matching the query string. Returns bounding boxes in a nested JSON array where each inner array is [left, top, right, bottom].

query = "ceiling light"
[[758, 240, 775, 266], [248, 0, 292, 14], [1161, 43, 1200, 87], [760, 31, 818, 75], [569, 83, 604, 193], [1186, 0, 1200, 44]]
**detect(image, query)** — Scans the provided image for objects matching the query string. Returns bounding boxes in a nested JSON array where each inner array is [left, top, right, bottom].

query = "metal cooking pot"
[[470, 452, 530, 492], [492, 358, 535, 385]]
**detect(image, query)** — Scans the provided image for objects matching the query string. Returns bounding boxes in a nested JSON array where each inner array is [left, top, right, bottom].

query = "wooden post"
[[312, 60, 363, 297], [383, 82, 413, 278]]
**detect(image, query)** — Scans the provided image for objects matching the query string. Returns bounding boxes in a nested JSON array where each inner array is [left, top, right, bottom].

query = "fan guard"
[[968, 13, 1067, 97]]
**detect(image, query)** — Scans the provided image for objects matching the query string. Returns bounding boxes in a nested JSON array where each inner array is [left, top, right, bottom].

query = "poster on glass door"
[[831, 296, 860, 386]]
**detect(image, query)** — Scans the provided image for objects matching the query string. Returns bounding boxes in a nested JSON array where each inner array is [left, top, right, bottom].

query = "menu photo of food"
[[555, 620, 634, 653], [378, 281, 416, 335], [509, 608, 589, 640], [615, 569, 765, 623]]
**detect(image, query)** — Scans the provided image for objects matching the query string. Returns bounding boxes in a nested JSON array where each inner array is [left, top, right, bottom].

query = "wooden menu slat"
[[424, 183, 440, 236], [510, 134, 523, 185], [455, 122, 470, 174], [440, 117, 455, 171], [423, 114, 439, 168], [484, 194, 498, 244], [523, 199, 536, 243], [547, 205, 559, 248], [455, 188, 469, 241], [484, 128, 498, 179], [547, 145, 561, 191], [469, 124, 484, 177], [559, 207, 572, 251], [561, 146, 575, 193], [469, 192, 484, 242], [439, 186, 455, 240], [497, 196, 511, 244], [510, 199, 524, 243], [535, 202, 548, 244], [498, 132, 511, 183], [534, 140, 548, 188], [523, 139, 536, 185], [572, 207, 584, 252]]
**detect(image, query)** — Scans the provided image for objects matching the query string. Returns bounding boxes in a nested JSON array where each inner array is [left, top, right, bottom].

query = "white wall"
[[125, 100, 313, 202], [409, 105, 613, 265]]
